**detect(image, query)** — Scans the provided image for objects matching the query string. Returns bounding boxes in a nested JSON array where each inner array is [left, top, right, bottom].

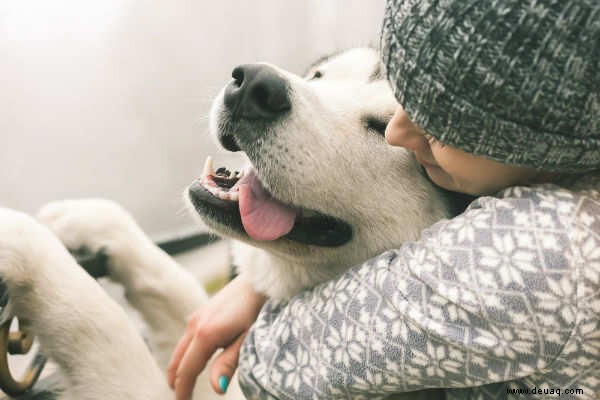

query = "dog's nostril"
[[231, 66, 244, 87]]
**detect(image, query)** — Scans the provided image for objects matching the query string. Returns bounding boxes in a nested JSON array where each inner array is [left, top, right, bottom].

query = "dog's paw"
[[0, 207, 75, 297], [37, 199, 147, 258]]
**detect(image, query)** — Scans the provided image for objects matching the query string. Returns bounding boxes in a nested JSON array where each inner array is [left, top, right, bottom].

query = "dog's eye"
[[364, 116, 388, 137], [309, 70, 323, 80]]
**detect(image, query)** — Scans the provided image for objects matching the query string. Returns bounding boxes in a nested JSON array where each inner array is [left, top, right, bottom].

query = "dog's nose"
[[224, 64, 291, 120]]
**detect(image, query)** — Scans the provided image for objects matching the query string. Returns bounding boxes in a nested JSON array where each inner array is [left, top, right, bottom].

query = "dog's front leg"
[[38, 199, 208, 372], [0, 207, 169, 400]]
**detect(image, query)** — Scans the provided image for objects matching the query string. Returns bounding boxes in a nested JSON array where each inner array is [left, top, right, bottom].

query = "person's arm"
[[237, 186, 580, 399]]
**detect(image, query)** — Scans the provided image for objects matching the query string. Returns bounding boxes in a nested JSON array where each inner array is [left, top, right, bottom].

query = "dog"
[[0, 48, 458, 399], [187, 47, 458, 299]]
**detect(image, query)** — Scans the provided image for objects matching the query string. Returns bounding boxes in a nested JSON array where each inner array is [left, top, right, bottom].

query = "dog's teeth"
[[202, 156, 215, 177]]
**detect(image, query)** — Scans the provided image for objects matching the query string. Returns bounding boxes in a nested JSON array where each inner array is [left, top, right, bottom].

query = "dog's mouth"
[[188, 157, 352, 247]]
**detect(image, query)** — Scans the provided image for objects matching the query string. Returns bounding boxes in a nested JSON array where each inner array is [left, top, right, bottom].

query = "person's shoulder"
[[499, 183, 580, 203], [467, 184, 581, 215], [568, 184, 600, 233], [508, 180, 600, 231], [421, 181, 599, 244], [460, 184, 584, 233]]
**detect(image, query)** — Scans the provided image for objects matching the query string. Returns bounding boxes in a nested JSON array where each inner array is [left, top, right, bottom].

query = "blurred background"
[[1, 0, 385, 240]]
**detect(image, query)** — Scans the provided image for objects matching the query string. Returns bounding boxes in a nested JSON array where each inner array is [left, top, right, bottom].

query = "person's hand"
[[167, 275, 267, 399]]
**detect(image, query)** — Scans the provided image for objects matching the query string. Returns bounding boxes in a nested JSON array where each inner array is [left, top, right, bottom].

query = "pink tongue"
[[237, 170, 296, 241]]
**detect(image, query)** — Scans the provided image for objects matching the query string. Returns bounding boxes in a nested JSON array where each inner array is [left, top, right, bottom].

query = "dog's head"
[[187, 48, 453, 279]]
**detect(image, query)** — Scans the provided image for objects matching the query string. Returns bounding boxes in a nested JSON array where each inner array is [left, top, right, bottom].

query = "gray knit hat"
[[381, 0, 600, 172]]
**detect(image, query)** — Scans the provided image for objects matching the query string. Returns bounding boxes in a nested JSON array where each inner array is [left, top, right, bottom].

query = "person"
[[168, 0, 600, 398]]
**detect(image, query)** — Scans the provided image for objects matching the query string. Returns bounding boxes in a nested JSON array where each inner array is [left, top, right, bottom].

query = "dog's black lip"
[[220, 133, 241, 152], [188, 180, 353, 247]]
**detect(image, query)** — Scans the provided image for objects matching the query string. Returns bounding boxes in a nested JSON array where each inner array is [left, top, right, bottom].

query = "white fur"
[[0, 48, 451, 399], [0, 206, 167, 400], [0, 201, 244, 399]]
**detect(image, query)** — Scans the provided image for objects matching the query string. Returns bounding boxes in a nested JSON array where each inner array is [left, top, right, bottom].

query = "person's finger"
[[175, 328, 219, 400], [167, 314, 199, 388], [209, 332, 246, 394], [167, 331, 193, 388]]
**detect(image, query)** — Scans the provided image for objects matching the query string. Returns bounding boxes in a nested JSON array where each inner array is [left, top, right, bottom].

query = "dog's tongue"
[[237, 169, 295, 241]]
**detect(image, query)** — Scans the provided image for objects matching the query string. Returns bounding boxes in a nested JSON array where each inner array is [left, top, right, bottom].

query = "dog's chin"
[[186, 165, 353, 248]]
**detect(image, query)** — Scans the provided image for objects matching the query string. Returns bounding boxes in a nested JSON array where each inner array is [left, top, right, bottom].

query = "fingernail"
[[218, 375, 230, 393]]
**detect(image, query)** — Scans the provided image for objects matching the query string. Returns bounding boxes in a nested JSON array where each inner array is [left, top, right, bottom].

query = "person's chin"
[[424, 165, 458, 192]]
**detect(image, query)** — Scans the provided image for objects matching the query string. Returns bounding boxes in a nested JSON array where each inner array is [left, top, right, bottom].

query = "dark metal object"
[[0, 319, 47, 397], [0, 373, 63, 400], [0, 231, 220, 398]]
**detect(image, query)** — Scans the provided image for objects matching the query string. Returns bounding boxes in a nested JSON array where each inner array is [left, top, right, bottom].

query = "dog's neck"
[[231, 241, 349, 299]]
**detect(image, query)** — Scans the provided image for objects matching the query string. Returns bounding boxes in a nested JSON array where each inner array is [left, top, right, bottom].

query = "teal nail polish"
[[218, 375, 229, 393]]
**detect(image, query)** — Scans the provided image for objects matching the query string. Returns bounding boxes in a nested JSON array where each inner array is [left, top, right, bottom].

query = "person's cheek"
[[462, 164, 515, 195], [430, 147, 480, 193]]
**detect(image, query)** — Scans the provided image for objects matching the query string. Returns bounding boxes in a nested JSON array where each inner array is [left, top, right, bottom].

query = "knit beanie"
[[381, 0, 600, 172]]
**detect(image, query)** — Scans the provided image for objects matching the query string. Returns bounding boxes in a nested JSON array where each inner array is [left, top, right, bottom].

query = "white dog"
[[188, 47, 457, 299], [0, 48, 457, 399]]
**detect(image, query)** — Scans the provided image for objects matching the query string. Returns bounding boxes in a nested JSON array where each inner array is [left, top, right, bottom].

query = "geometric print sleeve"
[[238, 185, 598, 400]]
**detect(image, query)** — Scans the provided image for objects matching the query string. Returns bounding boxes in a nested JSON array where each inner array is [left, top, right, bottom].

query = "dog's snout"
[[224, 64, 291, 120]]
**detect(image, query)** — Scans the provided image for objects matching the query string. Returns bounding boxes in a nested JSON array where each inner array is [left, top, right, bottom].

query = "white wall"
[[0, 0, 385, 238]]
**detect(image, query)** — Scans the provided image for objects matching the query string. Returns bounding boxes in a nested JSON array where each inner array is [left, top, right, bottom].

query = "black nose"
[[224, 64, 291, 120]]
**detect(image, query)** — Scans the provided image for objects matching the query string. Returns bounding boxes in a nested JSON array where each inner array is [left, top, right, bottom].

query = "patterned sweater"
[[238, 178, 600, 399]]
